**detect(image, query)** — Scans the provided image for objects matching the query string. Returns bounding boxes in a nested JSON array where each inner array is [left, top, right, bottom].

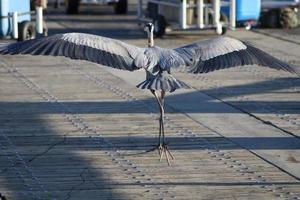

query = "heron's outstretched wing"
[[0, 33, 144, 71], [174, 36, 299, 75]]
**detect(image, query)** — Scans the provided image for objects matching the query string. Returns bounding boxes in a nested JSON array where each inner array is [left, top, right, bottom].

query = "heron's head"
[[144, 23, 154, 34]]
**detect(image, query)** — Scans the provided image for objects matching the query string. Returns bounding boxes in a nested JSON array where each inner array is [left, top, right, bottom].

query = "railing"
[[3, 7, 44, 39], [137, 0, 236, 33]]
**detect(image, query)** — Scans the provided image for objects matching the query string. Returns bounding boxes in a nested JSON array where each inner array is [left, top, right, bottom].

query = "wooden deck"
[[0, 52, 300, 199]]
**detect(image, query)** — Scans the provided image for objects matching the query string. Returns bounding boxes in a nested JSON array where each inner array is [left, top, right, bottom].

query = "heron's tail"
[[136, 71, 190, 92]]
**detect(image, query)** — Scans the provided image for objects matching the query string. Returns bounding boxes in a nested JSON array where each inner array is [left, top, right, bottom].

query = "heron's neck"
[[148, 31, 154, 47]]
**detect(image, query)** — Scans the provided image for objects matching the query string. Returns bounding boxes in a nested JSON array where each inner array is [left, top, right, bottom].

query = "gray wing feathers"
[[175, 37, 247, 62], [61, 33, 139, 58], [0, 33, 143, 71], [174, 36, 299, 76]]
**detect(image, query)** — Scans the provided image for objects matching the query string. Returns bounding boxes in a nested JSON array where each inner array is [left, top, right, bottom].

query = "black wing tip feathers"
[[189, 42, 300, 77], [245, 44, 300, 76], [0, 35, 139, 72]]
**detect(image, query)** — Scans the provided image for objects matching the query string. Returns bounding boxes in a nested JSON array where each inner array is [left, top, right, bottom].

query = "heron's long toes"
[[165, 145, 175, 160], [157, 143, 174, 166], [165, 149, 171, 166]]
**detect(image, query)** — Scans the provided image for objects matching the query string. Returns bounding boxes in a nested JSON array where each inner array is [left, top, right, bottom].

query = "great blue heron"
[[1, 23, 299, 165]]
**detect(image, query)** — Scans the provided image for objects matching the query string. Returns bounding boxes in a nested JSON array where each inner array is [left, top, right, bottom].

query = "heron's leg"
[[160, 91, 174, 163], [160, 91, 165, 144], [150, 90, 163, 146], [158, 92, 165, 159], [159, 91, 167, 162], [150, 90, 165, 158], [150, 89, 174, 165]]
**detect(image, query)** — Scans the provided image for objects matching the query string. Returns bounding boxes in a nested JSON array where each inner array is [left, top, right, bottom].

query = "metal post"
[[213, 0, 222, 34], [181, 0, 187, 29], [36, 6, 43, 34], [230, 0, 236, 29], [205, 6, 209, 25], [213, 0, 220, 26], [12, 12, 18, 39], [197, 0, 204, 28]]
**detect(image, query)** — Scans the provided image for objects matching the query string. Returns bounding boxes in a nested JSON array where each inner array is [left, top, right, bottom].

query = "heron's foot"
[[158, 143, 174, 166]]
